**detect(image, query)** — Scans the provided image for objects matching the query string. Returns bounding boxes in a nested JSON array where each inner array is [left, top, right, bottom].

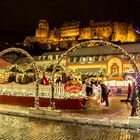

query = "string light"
[[0, 48, 40, 109], [51, 40, 140, 115]]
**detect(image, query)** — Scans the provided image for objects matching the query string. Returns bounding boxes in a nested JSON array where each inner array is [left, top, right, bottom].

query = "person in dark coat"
[[101, 83, 109, 107], [130, 89, 138, 116], [56, 77, 61, 83], [86, 83, 92, 96], [62, 73, 67, 84], [126, 83, 132, 102]]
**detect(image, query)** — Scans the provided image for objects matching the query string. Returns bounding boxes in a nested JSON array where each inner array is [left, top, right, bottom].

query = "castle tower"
[[127, 24, 137, 42], [112, 22, 128, 42], [35, 19, 49, 38]]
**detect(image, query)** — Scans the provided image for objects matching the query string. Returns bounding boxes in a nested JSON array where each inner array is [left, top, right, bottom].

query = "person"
[[130, 88, 138, 116], [101, 83, 109, 106], [117, 87, 122, 95], [62, 72, 67, 84], [67, 75, 71, 82], [93, 81, 101, 103], [126, 83, 132, 102], [82, 80, 87, 96], [56, 77, 61, 83], [132, 82, 136, 95], [42, 75, 49, 85], [86, 83, 92, 96]]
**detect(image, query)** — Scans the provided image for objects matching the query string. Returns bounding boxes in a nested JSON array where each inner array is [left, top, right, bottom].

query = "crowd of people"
[[82, 78, 110, 107], [40, 73, 140, 115], [40, 73, 110, 107]]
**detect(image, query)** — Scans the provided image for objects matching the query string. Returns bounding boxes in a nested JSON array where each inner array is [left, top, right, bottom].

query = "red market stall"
[[0, 95, 86, 110]]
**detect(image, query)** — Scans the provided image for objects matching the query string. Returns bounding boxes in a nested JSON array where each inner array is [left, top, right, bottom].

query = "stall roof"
[[0, 59, 12, 68]]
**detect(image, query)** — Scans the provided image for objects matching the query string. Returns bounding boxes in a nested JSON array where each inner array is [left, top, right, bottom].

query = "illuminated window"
[[73, 57, 77, 62], [89, 56, 93, 61], [123, 67, 129, 72], [48, 55, 53, 60], [82, 57, 86, 62], [111, 63, 119, 76]]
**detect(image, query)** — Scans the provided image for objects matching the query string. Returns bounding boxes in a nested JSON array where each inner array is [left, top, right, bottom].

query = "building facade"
[[17, 42, 140, 81], [24, 19, 140, 50], [66, 43, 140, 80]]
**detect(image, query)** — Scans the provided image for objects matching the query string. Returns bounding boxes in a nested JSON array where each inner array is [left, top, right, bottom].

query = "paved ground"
[[0, 95, 132, 123], [62, 96, 131, 123], [0, 95, 140, 139], [0, 114, 140, 140]]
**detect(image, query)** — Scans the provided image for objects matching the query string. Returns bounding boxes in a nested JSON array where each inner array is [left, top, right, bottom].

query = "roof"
[[0, 59, 12, 68], [70, 43, 140, 56]]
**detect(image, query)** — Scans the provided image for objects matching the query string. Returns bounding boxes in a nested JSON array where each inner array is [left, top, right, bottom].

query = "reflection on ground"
[[63, 96, 132, 122], [0, 114, 139, 140]]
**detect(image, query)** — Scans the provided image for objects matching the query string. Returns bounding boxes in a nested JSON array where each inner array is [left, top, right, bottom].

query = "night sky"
[[0, 0, 139, 35]]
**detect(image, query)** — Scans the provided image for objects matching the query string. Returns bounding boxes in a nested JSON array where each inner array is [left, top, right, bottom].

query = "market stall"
[[0, 95, 86, 110], [0, 82, 86, 110], [0, 59, 12, 83]]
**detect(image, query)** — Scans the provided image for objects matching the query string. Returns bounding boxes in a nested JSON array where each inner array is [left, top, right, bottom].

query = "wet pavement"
[[0, 95, 131, 122], [0, 96, 140, 139], [62, 96, 132, 122], [0, 114, 140, 140]]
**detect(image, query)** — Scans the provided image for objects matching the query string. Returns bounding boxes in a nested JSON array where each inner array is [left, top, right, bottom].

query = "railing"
[[0, 80, 130, 98], [0, 82, 86, 99]]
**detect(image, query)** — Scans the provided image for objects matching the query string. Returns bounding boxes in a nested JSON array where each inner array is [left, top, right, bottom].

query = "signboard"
[[64, 80, 82, 94]]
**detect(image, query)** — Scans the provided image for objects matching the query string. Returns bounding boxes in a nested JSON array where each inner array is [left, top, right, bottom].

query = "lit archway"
[[107, 57, 122, 77], [0, 48, 40, 109], [51, 40, 140, 116]]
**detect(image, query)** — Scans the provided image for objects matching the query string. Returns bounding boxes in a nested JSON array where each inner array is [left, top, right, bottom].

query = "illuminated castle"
[[24, 19, 140, 49]]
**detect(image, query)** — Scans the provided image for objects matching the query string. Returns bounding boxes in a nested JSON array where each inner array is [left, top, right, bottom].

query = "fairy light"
[[0, 48, 40, 109], [51, 40, 140, 115]]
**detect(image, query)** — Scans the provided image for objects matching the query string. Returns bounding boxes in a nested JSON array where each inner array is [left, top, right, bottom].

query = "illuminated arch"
[[51, 40, 139, 114], [0, 48, 40, 109]]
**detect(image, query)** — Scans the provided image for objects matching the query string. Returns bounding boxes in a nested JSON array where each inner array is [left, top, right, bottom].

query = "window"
[[89, 56, 93, 61], [73, 57, 77, 62], [111, 63, 119, 76], [48, 55, 53, 60], [70, 57, 74, 62], [112, 66, 118, 74], [76, 57, 80, 62], [82, 57, 86, 62], [123, 67, 129, 72]]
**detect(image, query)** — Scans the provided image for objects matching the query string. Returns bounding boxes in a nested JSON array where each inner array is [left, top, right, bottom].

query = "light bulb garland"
[[51, 40, 140, 115], [0, 48, 40, 109], [0, 41, 139, 115]]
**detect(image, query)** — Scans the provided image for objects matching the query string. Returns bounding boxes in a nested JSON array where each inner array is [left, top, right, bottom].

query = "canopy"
[[0, 59, 12, 69]]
